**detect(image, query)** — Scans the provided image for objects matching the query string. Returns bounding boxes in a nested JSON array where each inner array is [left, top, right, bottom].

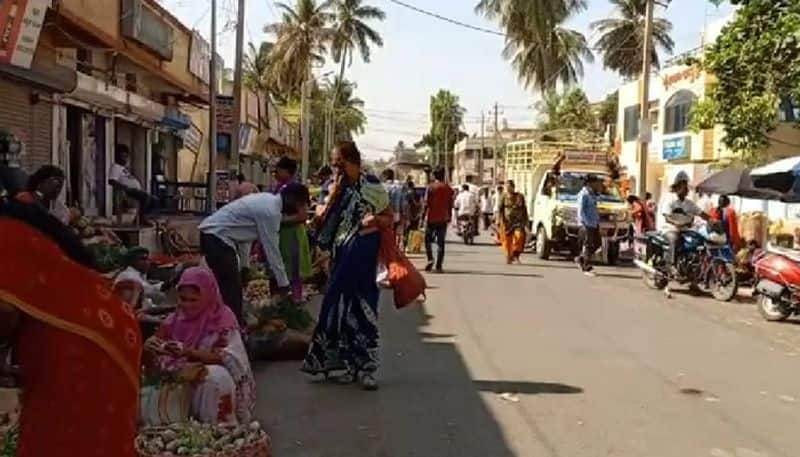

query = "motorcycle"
[[457, 215, 478, 245], [753, 246, 800, 321], [633, 213, 738, 301]]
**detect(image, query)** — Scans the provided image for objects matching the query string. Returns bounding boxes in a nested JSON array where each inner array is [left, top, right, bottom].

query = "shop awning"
[[0, 53, 77, 93]]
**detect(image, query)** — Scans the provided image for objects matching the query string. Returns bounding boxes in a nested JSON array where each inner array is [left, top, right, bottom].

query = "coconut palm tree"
[[265, 0, 334, 98], [243, 41, 275, 125], [476, 0, 592, 93], [591, 0, 674, 79], [330, 0, 385, 87]]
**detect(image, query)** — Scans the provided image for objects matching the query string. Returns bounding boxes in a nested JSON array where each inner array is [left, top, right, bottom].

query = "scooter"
[[753, 246, 800, 321], [457, 215, 478, 245]]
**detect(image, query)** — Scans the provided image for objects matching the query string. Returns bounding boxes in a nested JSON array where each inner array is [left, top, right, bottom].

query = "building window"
[[664, 90, 696, 134], [623, 105, 640, 142]]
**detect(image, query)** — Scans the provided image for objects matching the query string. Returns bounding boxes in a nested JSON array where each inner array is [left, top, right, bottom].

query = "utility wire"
[[385, 0, 505, 37]]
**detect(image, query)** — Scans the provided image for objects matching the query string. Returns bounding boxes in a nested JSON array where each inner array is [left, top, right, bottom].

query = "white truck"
[[505, 138, 630, 264]]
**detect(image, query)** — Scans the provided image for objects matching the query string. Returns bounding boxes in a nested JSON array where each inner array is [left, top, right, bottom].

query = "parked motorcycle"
[[753, 247, 800, 321], [633, 213, 738, 301]]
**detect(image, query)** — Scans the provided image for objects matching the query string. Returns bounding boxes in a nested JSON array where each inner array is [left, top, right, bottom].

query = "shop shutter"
[[0, 78, 52, 173]]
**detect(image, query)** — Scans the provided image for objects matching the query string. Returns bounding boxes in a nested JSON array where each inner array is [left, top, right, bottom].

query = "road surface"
[[255, 233, 800, 457]]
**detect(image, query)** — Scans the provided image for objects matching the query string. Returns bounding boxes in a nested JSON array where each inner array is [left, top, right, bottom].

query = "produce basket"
[[135, 421, 270, 457]]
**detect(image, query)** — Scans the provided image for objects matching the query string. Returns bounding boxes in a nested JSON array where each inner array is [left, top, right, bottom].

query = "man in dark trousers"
[[199, 185, 308, 323], [576, 174, 603, 277], [423, 167, 454, 273]]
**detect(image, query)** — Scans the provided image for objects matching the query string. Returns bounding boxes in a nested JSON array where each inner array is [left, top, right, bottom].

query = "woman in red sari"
[[0, 198, 141, 457]]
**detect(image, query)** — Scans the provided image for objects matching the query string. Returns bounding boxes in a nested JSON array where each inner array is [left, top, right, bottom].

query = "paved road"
[[255, 233, 800, 457]]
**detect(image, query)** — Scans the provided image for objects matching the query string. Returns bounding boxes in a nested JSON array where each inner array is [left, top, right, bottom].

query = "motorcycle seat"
[[766, 244, 800, 263]]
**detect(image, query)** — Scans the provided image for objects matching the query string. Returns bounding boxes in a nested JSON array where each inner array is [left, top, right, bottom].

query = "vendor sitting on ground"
[[115, 247, 166, 308], [15, 165, 70, 224], [144, 267, 255, 424]]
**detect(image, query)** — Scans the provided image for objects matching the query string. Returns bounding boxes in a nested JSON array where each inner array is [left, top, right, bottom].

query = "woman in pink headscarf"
[[145, 267, 255, 424]]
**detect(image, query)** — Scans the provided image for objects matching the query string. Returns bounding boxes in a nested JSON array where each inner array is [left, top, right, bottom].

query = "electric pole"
[[231, 0, 245, 173], [637, 0, 655, 197], [207, 0, 218, 212], [492, 102, 500, 189], [300, 70, 311, 181], [479, 111, 485, 185]]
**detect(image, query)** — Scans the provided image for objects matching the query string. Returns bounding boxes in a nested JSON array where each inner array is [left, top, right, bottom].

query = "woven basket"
[[135, 426, 271, 457]]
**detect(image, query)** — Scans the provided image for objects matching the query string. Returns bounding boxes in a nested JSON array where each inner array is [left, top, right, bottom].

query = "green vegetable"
[[258, 298, 313, 331], [1, 425, 17, 457]]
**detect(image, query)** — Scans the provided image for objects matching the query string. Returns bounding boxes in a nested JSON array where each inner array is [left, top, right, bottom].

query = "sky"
[[162, 0, 736, 160]]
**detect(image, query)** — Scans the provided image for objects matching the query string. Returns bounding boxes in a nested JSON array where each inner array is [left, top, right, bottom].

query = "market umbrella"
[[750, 156, 800, 194], [694, 167, 800, 202]]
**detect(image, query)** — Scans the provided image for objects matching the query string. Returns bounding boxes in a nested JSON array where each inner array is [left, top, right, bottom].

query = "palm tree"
[[476, 0, 593, 93], [329, 77, 367, 137], [243, 41, 275, 126], [591, 0, 674, 79], [330, 0, 385, 88], [265, 0, 334, 98]]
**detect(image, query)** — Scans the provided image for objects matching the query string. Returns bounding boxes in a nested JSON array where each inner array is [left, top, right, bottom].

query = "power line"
[[385, 0, 505, 37]]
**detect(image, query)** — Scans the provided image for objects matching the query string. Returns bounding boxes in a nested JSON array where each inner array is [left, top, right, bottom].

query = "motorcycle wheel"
[[709, 261, 738, 302], [642, 269, 668, 290], [757, 294, 792, 322]]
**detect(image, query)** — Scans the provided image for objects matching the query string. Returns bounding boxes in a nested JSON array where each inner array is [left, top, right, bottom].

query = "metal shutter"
[[0, 77, 52, 173]]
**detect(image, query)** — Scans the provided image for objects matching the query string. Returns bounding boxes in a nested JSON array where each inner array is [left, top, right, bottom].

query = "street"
[[255, 233, 800, 457]]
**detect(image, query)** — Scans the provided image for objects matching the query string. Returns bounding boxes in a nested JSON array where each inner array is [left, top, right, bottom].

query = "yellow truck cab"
[[505, 134, 630, 264]]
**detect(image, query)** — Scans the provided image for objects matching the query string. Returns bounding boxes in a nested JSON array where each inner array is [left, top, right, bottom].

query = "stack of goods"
[[135, 421, 270, 457], [0, 410, 17, 457], [740, 212, 769, 248]]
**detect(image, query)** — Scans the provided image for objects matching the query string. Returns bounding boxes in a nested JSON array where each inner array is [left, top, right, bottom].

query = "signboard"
[[0, 0, 50, 69], [663, 66, 701, 90], [216, 96, 234, 134], [662, 136, 690, 161], [182, 122, 202, 153]]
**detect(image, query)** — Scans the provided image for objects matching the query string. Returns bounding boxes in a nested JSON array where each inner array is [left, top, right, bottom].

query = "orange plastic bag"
[[378, 227, 426, 309]]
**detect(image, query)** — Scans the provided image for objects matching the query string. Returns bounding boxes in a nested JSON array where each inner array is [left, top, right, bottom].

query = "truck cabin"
[[541, 171, 624, 204]]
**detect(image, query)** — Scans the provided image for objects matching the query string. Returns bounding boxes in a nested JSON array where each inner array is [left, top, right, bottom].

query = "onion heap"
[[244, 279, 271, 310], [136, 420, 269, 457]]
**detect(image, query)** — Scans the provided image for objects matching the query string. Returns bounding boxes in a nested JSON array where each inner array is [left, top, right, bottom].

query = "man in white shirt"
[[109, 145, 157, 223], [658, 171, 709, 271], [454, 184, 479, 235], [199, 186, 308, 323], [114, 247, 165, 308]]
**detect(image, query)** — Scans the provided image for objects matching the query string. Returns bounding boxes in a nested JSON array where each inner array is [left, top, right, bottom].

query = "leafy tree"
[[591, 0, 674, 79], [535, 90, 564, 130], [330, 0, 385, 94], [265, 0, 334, 98], [556, 88, 596, 131], [476, 0, 593, 93], [597, 90, 619, 129], [690, 0, 800, 165], [416, 90, 467, 167]]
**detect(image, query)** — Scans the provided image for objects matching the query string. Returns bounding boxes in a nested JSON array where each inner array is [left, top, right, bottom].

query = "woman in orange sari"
[[498, 180, 529, 264], [0, 198, 141, 457]]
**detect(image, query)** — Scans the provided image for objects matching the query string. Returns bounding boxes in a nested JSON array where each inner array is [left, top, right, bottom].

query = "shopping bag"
[[378, 227, 426, 309], [407, 230, 424, 254]]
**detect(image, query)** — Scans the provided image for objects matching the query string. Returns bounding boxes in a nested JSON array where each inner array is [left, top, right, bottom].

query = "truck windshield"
[[556, 172, 623, 203]]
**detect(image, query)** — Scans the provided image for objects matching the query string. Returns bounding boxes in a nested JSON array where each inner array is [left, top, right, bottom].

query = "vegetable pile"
[[136, 420, 269, 457], [0, 411, 17, 457]]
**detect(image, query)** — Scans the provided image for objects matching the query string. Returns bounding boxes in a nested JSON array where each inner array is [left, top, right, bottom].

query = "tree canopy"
[[537, 88, 599, 132], [416, 90, 467, 165], [690, 0, 800, 165]]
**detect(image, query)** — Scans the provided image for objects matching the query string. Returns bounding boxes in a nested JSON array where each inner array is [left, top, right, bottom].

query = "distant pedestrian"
[[627, 194, 654, 235], [708, 194, 741, 250], [317, 165, 334, 205], [645, 192, 656, 215], [576, 175, 603, 276], [381, 168, 408, 248], [498, 180, 528, 264], [480, 187, 493, 230], [423, 167, 454, 273], [492, 185, 504, 243]]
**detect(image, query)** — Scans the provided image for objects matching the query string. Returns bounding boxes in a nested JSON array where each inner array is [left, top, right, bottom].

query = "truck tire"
[[536, 226, 551, 260], [607, 240, 620, 266]]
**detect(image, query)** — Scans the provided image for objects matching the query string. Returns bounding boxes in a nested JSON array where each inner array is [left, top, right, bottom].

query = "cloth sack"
[[139, 383, 192, 426], [407, 230, 424, 254], [378, 226, 426, 309]]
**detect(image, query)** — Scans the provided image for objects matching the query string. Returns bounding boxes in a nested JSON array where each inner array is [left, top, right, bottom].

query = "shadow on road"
[[434, 269, 542, 278], [255, 296, 520, 457], [474, 380, 583, 395], [594, 272, 640, 280]]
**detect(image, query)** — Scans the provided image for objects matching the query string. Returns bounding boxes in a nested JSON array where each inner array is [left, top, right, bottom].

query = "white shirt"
[[115, 266, 163, 306], [454, 190, 479, 217], [480, 194, 493, 214], [199, 193, 289, 287], [657, 194, 703, 231], [493, 193, 502, 214], [109, 163, 142, 190]]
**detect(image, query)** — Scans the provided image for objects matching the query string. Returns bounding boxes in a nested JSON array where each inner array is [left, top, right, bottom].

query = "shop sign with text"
[[0, 0, 50, 69]]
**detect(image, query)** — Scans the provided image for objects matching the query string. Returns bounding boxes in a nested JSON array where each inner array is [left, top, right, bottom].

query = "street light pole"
[[637, 0, 655, 197], [231, 0, 245, 173], [207, 0, 218, 212], [300, 74, 310, 182]]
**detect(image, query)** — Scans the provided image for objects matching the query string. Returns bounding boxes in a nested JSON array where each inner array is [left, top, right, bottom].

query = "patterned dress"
[[302, 174, 389, 376]]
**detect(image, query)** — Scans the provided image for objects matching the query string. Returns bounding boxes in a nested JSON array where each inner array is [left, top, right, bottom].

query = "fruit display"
[[135, 421, 270, 457]]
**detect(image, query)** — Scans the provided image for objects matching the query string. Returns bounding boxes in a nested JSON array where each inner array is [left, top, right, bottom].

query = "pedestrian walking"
[[381, 168, 408, 249], [627, 194, 654, 236], [576, 175, 603, 276], [454, 184, 479, 235], [404, 180, 423, 251], [302, 141, 391, 390], [480, 187, 493, 231], [492, 185, 504, 243], [423, 167, 454, 273], [708, 194, 741, 250], [498, 180, 528, 264], [198, 188, 307, 324]]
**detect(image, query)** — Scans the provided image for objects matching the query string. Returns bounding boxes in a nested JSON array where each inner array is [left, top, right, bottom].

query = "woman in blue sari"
[[302, 141, 390, 391]]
